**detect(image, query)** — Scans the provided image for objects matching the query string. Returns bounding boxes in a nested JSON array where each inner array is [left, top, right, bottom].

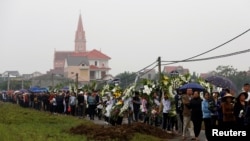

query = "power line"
[[161, 48, 250, 64], [118, 60, 158, 82], [139, 65, 158, 77], [136, 60, 158, 73], [163, 28, 250, 66]]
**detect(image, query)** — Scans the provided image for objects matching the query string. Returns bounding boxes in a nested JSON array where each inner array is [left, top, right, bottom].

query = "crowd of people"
[[1, 83, 250, 141], [176, 83, 250, 141]]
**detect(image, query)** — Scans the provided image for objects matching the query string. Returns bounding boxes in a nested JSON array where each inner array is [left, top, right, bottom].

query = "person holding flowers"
[[160, 93, 171, 132], [132, 91, 141, 122], [141, 95, 150, 124]]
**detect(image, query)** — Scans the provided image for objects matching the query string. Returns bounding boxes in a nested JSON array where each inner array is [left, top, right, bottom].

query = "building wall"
[[64, 66, 90, 82], [99, 60, 109, 68], [89, 59, 109, 67], [140, 70, 156, 80], [79, 68, 89, 82], [54, 60, 64, 68]]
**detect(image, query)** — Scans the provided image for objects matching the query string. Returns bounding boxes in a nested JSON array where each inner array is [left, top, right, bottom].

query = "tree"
[[215, 65, 237, 77], [0, 80, 31, 90], [115, 71, 137, 89], [214, 65, 250, 92]]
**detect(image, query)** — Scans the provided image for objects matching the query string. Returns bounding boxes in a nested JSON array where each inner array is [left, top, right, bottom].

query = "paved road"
[[86, 117, 206, 141]]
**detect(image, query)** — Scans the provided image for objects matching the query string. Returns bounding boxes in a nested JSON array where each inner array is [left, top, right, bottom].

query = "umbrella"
[[14, 90, 21, 94], [19, 89, 28, 93], [179, 82, 205, 92], [205, 75, 237, 93]]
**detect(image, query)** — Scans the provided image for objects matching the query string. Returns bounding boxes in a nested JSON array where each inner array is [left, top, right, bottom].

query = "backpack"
[[87, 96, 96, 105]]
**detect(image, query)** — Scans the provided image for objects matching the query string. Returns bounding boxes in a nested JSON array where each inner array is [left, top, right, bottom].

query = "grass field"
[[0, 102, 163, 141]]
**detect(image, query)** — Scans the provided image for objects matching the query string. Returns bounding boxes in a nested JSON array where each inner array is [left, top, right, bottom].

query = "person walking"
[[69, 93, 76, 116], [182, 88, 194, 140], [161, 94, 171, 132], [202, 92, 212, 141], [190, 91, 203, 141], [234, 92, 248, 128], [175, 90, 183, 135], [87, 92, 97, 120], [77, 91, 85, 118], [132, 91, 141, 122], [221, 93, 236, 130]]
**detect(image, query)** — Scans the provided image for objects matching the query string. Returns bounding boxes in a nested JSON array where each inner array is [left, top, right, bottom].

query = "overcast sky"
[[1, 0, 250, 76]]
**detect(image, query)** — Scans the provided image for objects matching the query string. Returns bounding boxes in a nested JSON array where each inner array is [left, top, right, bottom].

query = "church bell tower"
[[75, 14, 86, 52]]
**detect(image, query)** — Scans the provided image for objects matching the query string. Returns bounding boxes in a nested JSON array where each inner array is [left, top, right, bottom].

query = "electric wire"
[[161, 48, 250, 64], [163, 28, 250, 66], [139, 65, 158, 77]]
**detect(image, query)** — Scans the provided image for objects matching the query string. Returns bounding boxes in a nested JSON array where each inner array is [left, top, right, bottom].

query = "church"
[[48, 14, 111, 83]]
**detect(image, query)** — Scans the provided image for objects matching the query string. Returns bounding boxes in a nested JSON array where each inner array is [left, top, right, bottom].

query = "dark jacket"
[[190, 97, 203, 121], [133, 96, 141, 111], [234, 101, 247, 126], [77, 95, 85, 106]]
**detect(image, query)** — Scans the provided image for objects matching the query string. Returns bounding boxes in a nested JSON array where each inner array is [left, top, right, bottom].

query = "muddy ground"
[[69, 122, 175, 141]]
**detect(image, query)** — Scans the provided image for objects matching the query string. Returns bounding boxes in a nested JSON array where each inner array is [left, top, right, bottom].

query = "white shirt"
[[154, 98, 160, 106], [52, 98, 57, 106], [162, 98, 171, 113]]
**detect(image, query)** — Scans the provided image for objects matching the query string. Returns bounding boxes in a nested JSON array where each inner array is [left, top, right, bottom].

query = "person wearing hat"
[[77, 91, 85, 118], [221, 93, 236, 130], [233, 92, 248, 128]]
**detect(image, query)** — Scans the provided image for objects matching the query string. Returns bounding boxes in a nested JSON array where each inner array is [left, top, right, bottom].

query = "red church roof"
[[54, 51, 74, 61], [71, 49, 111, 60], [86, 49, 111, 59]]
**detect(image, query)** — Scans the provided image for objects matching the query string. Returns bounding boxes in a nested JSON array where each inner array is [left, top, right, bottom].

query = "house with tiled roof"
[[140, 69, 156, 80], [48, 14, 111, 83], [162, 66, 189, 75], [2, 71, 20, 78]]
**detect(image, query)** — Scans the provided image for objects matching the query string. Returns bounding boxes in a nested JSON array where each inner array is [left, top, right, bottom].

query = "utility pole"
[[21, 78, 24, 89], [158, 56, 161, 84], [51, 73, 54, 90], [7, 73, 10, 91], [75, 73, 79, 116], [75, 73, 78, 94], [157, 56, 163, 100]]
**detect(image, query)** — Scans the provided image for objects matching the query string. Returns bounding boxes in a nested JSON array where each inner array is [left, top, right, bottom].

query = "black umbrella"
[[205, 75, 237, 93], [179, 82, 205, 92]]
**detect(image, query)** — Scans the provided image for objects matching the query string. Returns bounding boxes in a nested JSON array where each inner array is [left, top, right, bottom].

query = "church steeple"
[[75, 14, 86, 52]]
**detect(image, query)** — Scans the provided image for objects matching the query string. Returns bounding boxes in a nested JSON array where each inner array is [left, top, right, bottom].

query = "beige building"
[[64, 56, 90, 83]]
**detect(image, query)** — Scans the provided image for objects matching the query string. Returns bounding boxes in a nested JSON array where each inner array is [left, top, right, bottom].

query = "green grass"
[[0, 102, 89, 141], [0, 102, 164, 141]]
